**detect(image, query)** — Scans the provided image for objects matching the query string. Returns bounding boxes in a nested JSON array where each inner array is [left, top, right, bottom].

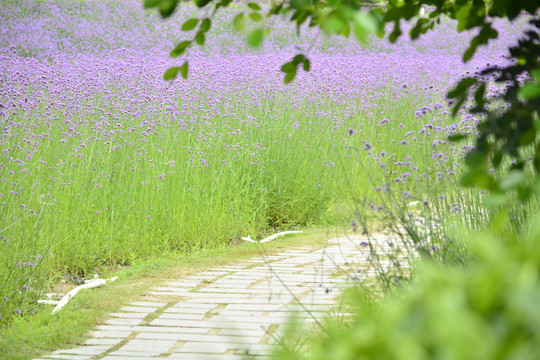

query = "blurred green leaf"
[[292, 54, 305, 65], [158, 0, 177, 18], [325, 13, 346, 34], [247, 28, 264, 48], [389, 21, 402, 42], [170, 40, 191, 57], [352, 11, 379, 42], [163, 66, 181, 80], [249, 12, 263, 22], [519, 83, 540, 99], [520, 128, 536, 146], [233, 13, 245, 31], [303, 58, 310, 72], [281, 62, 296, 73], [195, 0, 212, 7], [170, 40, 191, 58], [465, 150, 487, 168], [448, 77, 476, 98], [182, 18, 199, 31], [247, 2, 261, 11], [143, 0, 161, 8], [179, 61, 188, 79], [284, 70, 296, 84], [456, 4, 472, 32], [463, 44, 477, 62], [500, 169, 526, 190], [483, 192, 508, 207], [200, 18, 212, 32], [448, 134, 467, 142], [195, 30, 206, 45]]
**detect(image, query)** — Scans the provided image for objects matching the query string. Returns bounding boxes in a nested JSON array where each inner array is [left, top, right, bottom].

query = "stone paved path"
[[35, 234, 395, 360]]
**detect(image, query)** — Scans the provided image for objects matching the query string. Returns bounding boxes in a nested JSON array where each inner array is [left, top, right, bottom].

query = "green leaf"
[[384, 8, 403, 22], [451, 96, 466, 117], [182, 18, 199, 31], [461, 170, 495, 190], [448, 134, 467, 142], [456, 4, 472, 32], [483, 193, 508, 208], [170, 40, 191, 58], [500, 169, 526, 190], [474, 82, 486, 107], [463, 44, 477, 62], [163, 66, 181, 81], [233, 13, 245, 31], [352, 11, 379, 42], [493, 152, 502, 167], [215, 0, 232, 12], [465, 150, 487, 168], [195, 0, 212, 7], [247, 2, 261, 11], [179, 61, 188, 79], [143, 0, 160, 8], [303, 58, 310, 72], [247, 28, 264, 48], [268, 2, 283, 15], [519, 83, 540, 99], [448, 77, 476, 98], [292, 54, 305, 65], [325, 13, 346, 34], [519, 128, 536, 146], [200, 18, 211, 32], [195, 31, 206, 45], [281, 62, 296, 73], [249, 12, 263, 22], [517, 186, 532, 202], [284, 70, 296, 84], [159, 0, 177, 18], [389, 21, 402, 43]]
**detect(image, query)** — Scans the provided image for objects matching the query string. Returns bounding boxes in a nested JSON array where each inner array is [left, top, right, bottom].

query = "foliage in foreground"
[[274, 212, 540, 360]]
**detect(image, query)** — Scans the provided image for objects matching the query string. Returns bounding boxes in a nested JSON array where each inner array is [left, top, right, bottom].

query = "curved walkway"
[[35, 234, 394, 360]]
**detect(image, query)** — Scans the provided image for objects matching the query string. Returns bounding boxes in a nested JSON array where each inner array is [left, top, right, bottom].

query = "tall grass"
[[0, 0, 535, 323]]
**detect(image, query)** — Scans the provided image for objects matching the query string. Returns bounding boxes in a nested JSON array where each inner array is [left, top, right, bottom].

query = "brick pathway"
[[35, 234, 394, 360]]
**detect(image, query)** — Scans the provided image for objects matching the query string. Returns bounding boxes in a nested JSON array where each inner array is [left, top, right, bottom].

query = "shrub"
[[274, 211, 540, 360]]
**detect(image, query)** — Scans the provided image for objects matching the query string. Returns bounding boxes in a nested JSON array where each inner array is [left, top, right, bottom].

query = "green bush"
[[275, 212, 540, 360]]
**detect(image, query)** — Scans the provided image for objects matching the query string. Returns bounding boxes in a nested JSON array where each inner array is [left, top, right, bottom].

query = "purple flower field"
[[0, 0, 530, 321]]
